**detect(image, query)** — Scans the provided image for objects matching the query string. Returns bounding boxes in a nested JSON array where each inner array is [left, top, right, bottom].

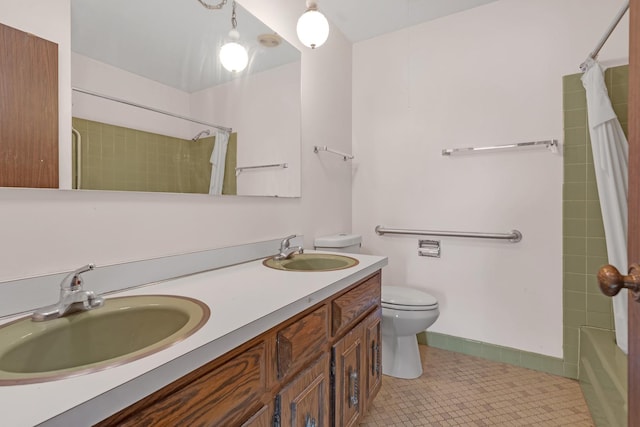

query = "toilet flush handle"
[[597, 264, 640, 302]]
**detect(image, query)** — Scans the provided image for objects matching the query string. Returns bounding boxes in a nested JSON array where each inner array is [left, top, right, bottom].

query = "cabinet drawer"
[[277, 305, 329, 380], [332, 273, 381, 337], [105, 342, 267, 427]]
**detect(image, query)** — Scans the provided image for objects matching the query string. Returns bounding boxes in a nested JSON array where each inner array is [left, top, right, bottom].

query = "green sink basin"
[[263, 253, 359, 272], [0, 295, 209, 385]]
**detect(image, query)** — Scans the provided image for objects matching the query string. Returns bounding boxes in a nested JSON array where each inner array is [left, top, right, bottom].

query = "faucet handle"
[[61, 263, 95, 290], [280, 234, 297, 249]]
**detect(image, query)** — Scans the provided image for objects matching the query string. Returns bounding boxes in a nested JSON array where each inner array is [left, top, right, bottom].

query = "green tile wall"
[[562, 65, 628, 376], [71, 118, 237, 194]]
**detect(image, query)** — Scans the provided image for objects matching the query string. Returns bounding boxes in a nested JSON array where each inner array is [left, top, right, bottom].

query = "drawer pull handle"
[[305, 414, 317, 427], [372, 342, 380, 375], [348, 367, 359, 408]]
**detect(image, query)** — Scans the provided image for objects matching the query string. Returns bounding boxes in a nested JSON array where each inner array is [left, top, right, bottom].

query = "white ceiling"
[[320, 0, 499, 42], [70, 0, 499, 93]]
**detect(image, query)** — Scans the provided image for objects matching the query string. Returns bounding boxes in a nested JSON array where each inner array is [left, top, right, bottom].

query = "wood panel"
[[333, 323, 364, 427], [98, 342, 267, 427], [0, 23, 58, 188], [240, 404, 271, 427], [278, 354, 330, 427], [277, 305, 329, 380], [332, 273, 381, 337], [363, 308, 382, 412], [628, 0, 639, 425]]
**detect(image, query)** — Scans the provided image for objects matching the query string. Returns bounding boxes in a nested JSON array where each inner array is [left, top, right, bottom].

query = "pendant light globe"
[[220, 28, 248, 72], [296, 1, 329, 49]]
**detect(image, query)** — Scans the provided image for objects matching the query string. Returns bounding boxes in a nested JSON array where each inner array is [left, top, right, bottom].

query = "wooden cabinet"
[[241, 405, 271, 427], [363, 308, 382, 413], [276, 305, 329, 382], [331, 273, 381, 337], [97, 271, 382, 427], [332, 308, 383, 427], [97, 342, 267, 427], [0, 22, 58, 188], [333, 322, 364, 427], [277, 355, 330, 427]]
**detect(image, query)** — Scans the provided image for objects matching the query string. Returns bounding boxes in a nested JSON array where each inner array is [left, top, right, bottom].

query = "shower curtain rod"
[[72, 87, 233, 133], [579, 1, 629, 71]]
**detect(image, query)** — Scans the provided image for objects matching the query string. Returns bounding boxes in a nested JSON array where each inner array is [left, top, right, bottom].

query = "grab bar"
[[72, 127, 82, 189], [375, 225, 522, 243]]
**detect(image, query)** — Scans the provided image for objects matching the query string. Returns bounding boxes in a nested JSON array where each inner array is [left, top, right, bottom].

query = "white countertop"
[[0, 252, 387, 426]]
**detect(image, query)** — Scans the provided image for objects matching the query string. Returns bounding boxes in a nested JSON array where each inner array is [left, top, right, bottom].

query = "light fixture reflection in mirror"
[[69, 0, 302, 197], [218, 1, 249, 72]]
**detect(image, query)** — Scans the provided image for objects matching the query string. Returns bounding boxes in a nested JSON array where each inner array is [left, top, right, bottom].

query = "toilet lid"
[[382, 286, 438, 309]]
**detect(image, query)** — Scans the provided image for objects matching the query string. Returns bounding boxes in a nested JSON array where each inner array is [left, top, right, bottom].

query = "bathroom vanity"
[[97, 270, 382, 427], [0, 248, 387, 426]]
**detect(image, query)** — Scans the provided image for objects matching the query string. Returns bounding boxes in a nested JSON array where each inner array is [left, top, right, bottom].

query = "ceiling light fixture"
[[218, 1, 248, 72], [296, 0, 329, 49]]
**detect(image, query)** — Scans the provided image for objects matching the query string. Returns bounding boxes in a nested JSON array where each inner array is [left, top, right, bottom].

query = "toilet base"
[[381, 333, 423, 379]]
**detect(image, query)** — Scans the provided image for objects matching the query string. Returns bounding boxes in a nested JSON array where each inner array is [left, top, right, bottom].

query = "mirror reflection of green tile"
[[71, 117, 237, 194]]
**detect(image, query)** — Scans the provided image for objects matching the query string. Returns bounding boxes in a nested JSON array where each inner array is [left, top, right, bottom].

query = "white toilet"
[[314, 233, 362, 253], [314, 233, 440, 379], [381, 286, 439, 379]]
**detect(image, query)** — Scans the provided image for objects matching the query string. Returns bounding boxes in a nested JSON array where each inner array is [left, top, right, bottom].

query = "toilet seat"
[[382, 286, 438, 311]]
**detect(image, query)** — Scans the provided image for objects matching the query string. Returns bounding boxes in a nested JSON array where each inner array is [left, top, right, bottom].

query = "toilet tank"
[[314, 234, 362, 254]]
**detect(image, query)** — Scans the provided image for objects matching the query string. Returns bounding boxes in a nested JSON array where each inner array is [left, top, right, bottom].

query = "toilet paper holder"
[[418, 240, 440, 258]]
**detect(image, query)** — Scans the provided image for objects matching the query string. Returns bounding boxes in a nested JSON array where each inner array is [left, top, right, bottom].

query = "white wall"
[[0, 0, 352, 283], [352, 0, 629, 357]]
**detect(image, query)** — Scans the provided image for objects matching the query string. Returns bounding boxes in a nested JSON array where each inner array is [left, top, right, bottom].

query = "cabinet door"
[[333, 322, 364, 427], [363, 308, 382, 411], [0, 22, 58, 188], [278, 354, 330, 427]]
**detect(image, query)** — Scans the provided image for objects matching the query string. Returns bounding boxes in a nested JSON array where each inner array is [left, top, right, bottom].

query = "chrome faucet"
[[32, 263, 105, 322], [274, 234, 304, 260]]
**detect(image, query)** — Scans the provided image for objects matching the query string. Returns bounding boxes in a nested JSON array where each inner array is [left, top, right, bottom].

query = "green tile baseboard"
[[419, 331, 573, 379]]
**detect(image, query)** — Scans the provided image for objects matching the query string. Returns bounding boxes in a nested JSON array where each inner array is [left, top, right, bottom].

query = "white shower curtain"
[[581, 59, 629, 354], [209, 130, 230, 196]]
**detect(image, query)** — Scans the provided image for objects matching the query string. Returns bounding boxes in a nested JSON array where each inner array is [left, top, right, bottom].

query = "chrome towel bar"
[[442, 139, 558, 156], [313, 145, 354, 161], [375, 226, 522, 243], [235, 163, 288, 176]]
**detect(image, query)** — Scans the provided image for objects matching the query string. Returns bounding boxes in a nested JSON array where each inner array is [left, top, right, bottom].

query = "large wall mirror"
[[70, 0, 301, 197]]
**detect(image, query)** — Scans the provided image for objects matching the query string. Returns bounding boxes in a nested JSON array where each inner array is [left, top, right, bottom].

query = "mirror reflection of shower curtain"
[[209, 130, 230, 195], [582, 59, 629, 354]]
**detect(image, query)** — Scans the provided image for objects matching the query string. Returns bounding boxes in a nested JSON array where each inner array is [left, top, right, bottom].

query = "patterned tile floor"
[[360, 346, 593, 427]]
